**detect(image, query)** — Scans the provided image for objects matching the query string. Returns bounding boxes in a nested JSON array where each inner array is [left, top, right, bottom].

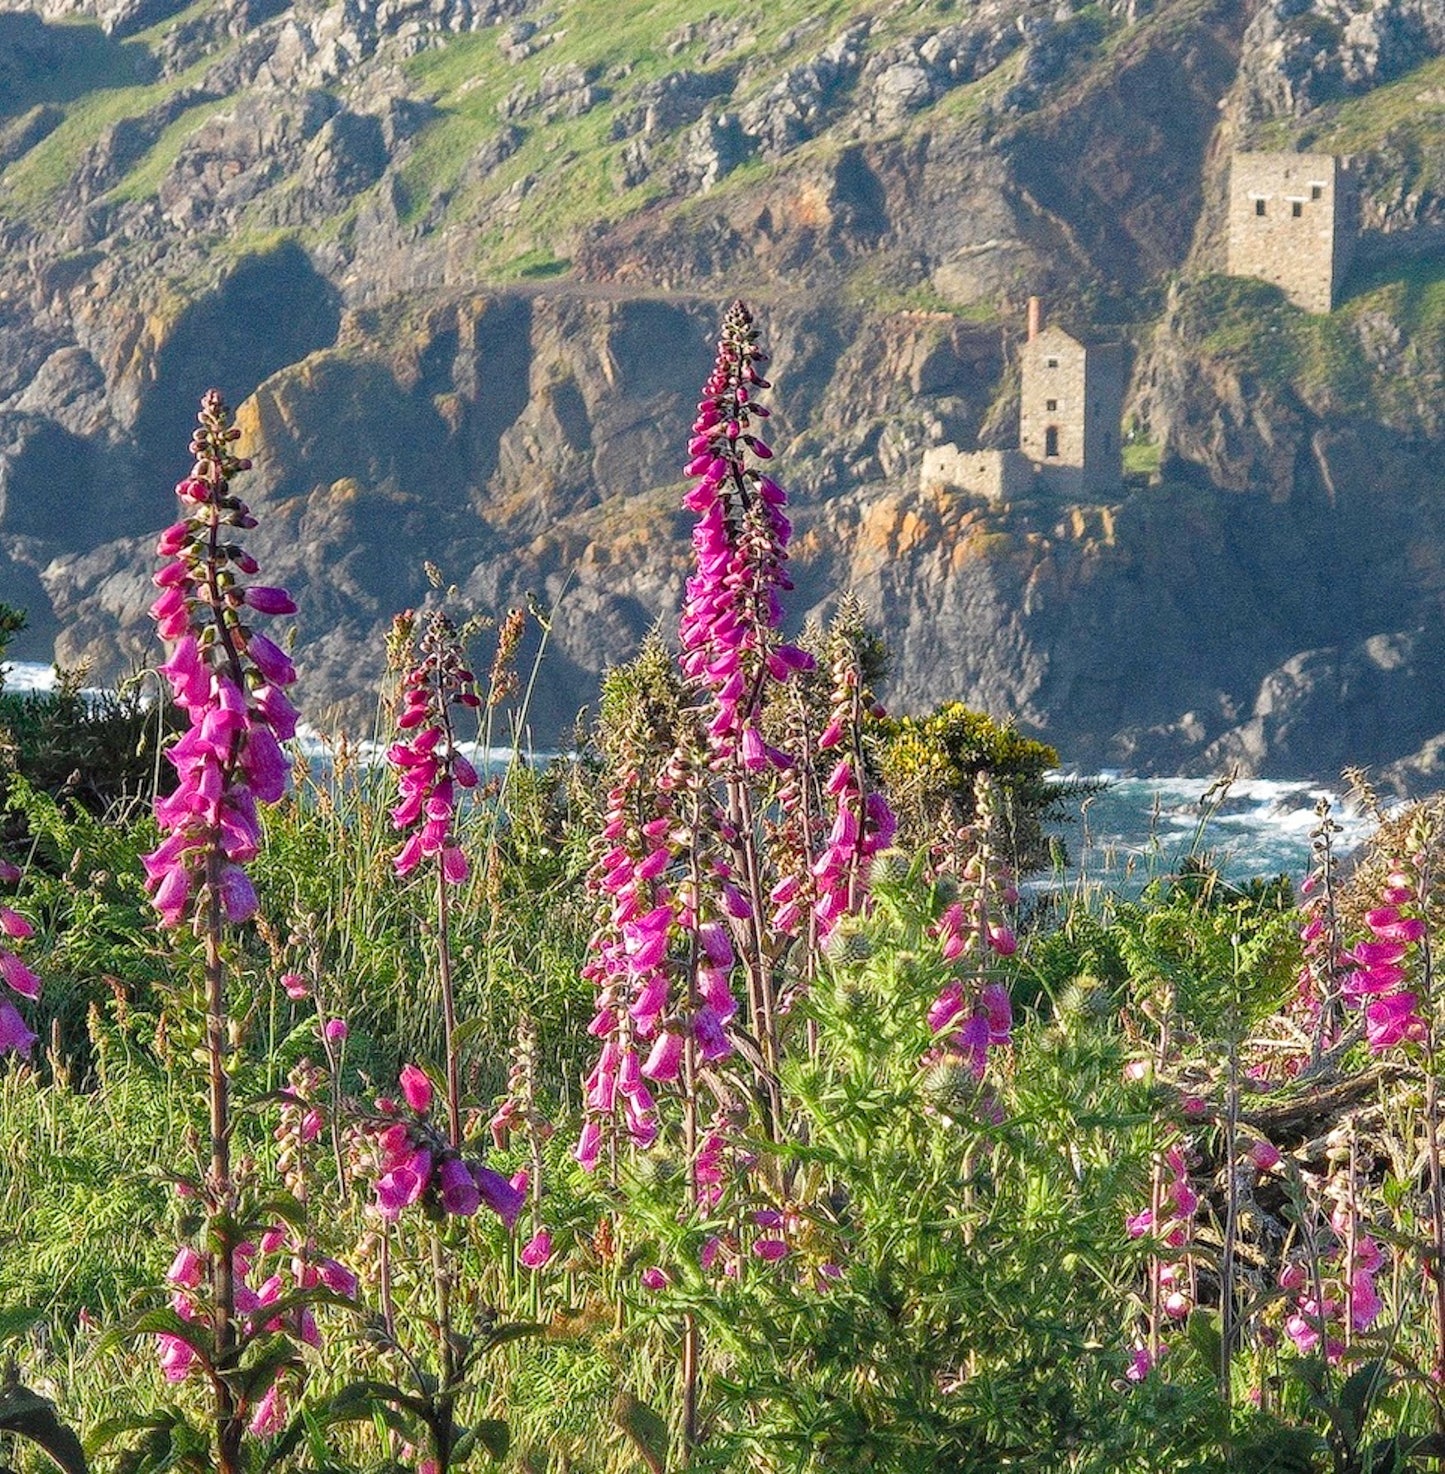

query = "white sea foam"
[[292, 723, 550, 775], [0, 660, 60, 693], [1049, 772, 1387, 888]]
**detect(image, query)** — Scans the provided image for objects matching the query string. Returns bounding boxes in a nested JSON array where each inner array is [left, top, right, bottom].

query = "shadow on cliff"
[[130, 242, 341, 513], [0, 13, 155, 118]]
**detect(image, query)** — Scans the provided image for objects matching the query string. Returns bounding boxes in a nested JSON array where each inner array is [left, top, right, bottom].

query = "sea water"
[[1046, 773, 1380, 893], [4, 660, 1382, 887]]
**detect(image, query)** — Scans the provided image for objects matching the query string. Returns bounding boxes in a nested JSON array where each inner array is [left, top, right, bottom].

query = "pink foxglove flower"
[[387, 611, 480, 884], [678, 301, 812, 763], [366, 1069, 519, 1226], [0, 870, 38, 1054], [248, 1379, 286, 1437], [520, 1229, 553, 1269], [1281, 1194, 1388, 1360], [1125, 1342, 1160, 1383], [156, 1232, 353, 1412], [793, 624, 896, 943], [1343, 861, 1427, 1053], [143, 391, 296, 932], [575, 758, 680, 1169], [400, 1063, 433, 1114], [926, 777, 1017, 1083]]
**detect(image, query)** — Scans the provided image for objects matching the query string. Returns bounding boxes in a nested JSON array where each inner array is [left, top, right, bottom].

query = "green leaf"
[[0, 1307, 43, 1345], [95, 1307, 212, 1364], [0, 1381, 90, 1473], [1337, 1359, 1390, 1426], [1231, 1425, 1325, 1472], [320, 1378, 432, 1423], [1184, 1308, 1222, 1373], [227, 1336, 300, 1400], [84, 1412, 174, 1455], [473, 1320, 542, 1355], [452, 1017, 493, 1047], [1398, 1432, 1445, 1460], [615, 1391, 668, 1474], [471, 1415, 510, 1462]]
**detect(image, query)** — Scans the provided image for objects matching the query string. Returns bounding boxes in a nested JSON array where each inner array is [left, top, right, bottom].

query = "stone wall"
[[919, 444, 1032, 502], [1226, 152, 1353, 313]]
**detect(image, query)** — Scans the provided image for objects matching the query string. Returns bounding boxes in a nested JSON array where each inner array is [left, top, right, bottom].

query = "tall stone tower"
[[1226, 152, 1353, 314], [1017, 300, 1124, 499]]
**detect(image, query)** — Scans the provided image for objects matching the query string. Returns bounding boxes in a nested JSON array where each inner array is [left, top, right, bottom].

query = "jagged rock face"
[[4, 0, 1445, 787], [1196, 629, 1445, 775], [1237, 0, 1445, 120], [1005, 0, 1244, 286]]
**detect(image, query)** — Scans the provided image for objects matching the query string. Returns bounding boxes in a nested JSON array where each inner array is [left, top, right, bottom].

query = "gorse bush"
[[7, 304, 1445, 1474]]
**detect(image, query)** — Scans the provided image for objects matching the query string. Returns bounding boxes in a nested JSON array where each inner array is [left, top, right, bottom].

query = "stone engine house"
[[1017, 312, 1125, 500], [1226, 152, 1354, 314], [920, 300, 1125, 504]]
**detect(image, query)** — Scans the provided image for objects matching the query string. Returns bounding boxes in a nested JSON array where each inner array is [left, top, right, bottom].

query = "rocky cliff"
[[4, 0, 1445, 785]]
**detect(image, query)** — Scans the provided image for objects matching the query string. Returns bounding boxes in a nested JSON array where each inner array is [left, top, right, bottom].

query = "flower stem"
[[682, 1027, 700, 1459], [431, 1230, 456, 1472], [204, 852, 241, 1474], [436, 859, 462, 1151]]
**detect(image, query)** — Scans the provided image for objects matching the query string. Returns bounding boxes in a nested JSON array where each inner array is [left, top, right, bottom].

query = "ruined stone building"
[[917, 443, 1032, 504], [1017, 302, 1125, 499], [1226, 152, 1354, 314], [921, 300, 1124, 503]]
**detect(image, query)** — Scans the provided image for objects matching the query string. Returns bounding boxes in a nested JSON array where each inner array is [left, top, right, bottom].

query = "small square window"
[[1311, 185, 1323, 201], [1046, 356, 1058, 369], [1291, 200, 1303, 218], [1045, 398, 1057, 411], [1255, 199, 1267, 217]]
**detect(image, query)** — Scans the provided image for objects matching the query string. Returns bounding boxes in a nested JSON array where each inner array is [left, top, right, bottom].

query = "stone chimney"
[[1027, 296, 1042, 341]]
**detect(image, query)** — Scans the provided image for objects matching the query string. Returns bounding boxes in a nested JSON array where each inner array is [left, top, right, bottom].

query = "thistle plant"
[[141, 389, 299, 1474]]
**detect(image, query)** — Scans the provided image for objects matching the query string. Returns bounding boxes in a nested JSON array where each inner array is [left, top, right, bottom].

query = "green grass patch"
[[1178, 275, 1306, 382], [1341, 250, 1445, 330], [389, 0, 968, 266], [1175, 261, 1445, 427], [0, 17, 154, 118], [0, 44, 233, 216], [514, 249, 571, 278], [1122, 435, 1161, 477], [103, 94, 230, 204], [1309, 54, 1445, 155]]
